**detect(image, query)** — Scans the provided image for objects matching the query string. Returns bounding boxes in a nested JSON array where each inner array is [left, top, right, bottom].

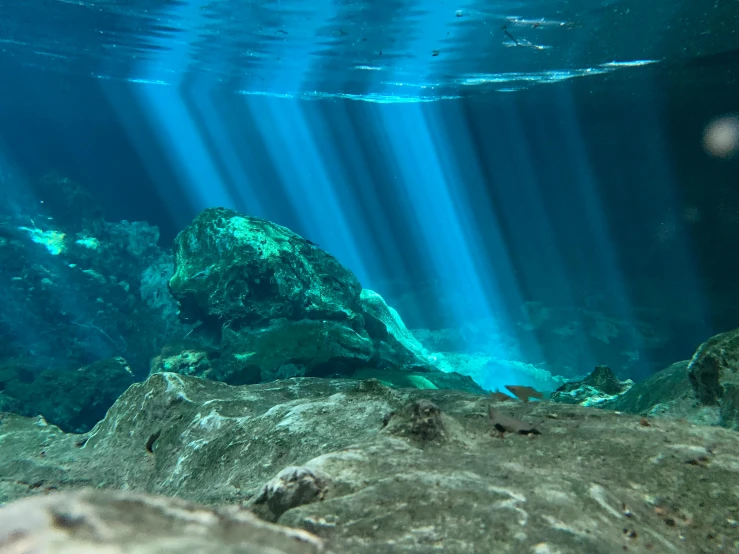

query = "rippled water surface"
[[2, 0, 738, 101]]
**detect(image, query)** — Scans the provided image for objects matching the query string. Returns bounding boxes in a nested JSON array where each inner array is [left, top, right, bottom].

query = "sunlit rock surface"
[[577, 327, 739, 430], [1, 373, 738, 553], [551, 365, 633, 407], [165, 208, 437, 383], [169, 207, 364, 326], [358, 289, 434, 371], [0, 488, 324, 554]]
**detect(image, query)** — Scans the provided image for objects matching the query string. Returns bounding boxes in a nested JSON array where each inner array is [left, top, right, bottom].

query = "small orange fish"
[[490, 391, 517, 402], [504, 385, 544, 403]]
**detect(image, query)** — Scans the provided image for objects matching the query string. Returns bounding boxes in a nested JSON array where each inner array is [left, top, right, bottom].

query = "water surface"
[[2, 0, 737, 101]]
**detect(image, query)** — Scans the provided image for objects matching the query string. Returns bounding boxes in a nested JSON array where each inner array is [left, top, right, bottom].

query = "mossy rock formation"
[[166, 208, 437, 383]]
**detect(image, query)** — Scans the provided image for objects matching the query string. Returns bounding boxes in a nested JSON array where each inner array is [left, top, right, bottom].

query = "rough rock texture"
[[0, 488, 323, 553], [551, 365, 633, 407], [149, 341, 220, 378], [169, 208, 363, 326], [581, 364, 631, 395], [2, 374, 738, 553], [603, 361, 720, 425], [611, 328, 739, 430], [688, 328, 739, 429], [165, 208, 437, 382], [0, 357, 135, 433]]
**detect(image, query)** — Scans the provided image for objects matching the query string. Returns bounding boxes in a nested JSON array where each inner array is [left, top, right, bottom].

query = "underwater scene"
[[1, 0, 739, 552]]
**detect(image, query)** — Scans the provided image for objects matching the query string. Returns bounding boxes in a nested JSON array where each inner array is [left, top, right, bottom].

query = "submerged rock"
[[428, 351, 565, 393], [149, 341, 219, 378], [165, 208, 438, 382], [1, 373, 738, 553], [688, 328, 739, 430], [251, 466, 330, 523], [0, 488, 323, 554], [603, 361, 721, 425], [169, 208, 363, 326], [599, 327, 739, 430], [551, 365, 633, 407]]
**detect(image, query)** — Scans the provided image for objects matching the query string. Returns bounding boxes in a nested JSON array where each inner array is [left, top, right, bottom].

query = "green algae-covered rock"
[[688, 328, 739, 405], [551, 365, 633, 407], [604, 361, 694, 413], [688, 327, 739, 430], [218, 319, 375, 383], [165, 208, 440, 382], [169, 208, 363, 325]]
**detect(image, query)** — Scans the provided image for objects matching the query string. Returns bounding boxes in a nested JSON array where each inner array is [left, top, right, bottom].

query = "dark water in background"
[[1, 0, 738, 380]]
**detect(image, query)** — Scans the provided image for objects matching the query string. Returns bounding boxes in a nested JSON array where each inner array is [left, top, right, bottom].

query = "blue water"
[[0, 0, 738, 395], [1, 0, 736, 100]]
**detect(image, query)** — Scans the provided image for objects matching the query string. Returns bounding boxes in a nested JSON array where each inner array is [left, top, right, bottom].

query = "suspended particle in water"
[[655, 219, 677, 245], [683, 205, 702, 224], [702, 115, 739, 158]]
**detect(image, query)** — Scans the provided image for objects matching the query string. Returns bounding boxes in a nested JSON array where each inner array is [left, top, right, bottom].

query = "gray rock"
[[2, 373, 738, 553], [551, 365, 633, 407], [688, 328, 739, 429], [251, 466, 330, 522], [601, 361, 720, 426], [0, 488, 323, 553], [606, 361, 694, 414]]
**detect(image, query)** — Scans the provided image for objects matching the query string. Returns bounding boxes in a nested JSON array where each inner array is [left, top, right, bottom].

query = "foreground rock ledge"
[[0, 488, 323, 553], [1, 373, 739, 553]]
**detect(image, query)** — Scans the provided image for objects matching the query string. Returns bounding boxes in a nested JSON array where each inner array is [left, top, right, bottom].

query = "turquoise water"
[[0, 0, 738, 432], [2, 0, 737, 100]]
